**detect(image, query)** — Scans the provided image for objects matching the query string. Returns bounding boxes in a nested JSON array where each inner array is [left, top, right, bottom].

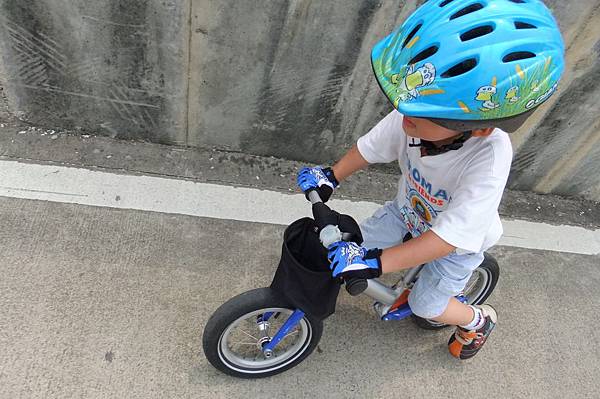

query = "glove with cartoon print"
[[297, 166, 339, 203], [327, 241, 382, 280]]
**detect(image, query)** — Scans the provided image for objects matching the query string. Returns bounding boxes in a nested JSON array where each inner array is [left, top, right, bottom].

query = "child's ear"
[[471, 127, 495, 137]]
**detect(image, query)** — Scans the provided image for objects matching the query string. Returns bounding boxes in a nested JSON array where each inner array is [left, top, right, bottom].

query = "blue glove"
[[297, 166, 339, 202], [327, 242, 382, 280]]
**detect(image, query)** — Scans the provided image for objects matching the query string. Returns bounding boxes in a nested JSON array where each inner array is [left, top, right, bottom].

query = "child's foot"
[[448, 304, 497, 360]]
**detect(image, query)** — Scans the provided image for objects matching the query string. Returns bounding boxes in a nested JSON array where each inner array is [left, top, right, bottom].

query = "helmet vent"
[[408, 46, 439, 65], [402, 23, 423, 49], [509, 0, 527, 3], [503, 51, 536, 63], [450, 3, 484, 20], [441, 58, 478, 78], [439, 0, 458, 7], [515, 21, 537, 29], [460, 25, 494, 41]]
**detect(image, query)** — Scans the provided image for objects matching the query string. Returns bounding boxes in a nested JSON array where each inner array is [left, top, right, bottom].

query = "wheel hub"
[[257, 336, 271, 349]]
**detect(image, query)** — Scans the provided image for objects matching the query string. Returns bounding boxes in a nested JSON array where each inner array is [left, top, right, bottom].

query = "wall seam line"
[[184, 0, 193, 146]]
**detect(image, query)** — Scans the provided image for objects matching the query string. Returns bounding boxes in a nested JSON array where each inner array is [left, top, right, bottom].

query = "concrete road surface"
[[1, 196, 599, 398]]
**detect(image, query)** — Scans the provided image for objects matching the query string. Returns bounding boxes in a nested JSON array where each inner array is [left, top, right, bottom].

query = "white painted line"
[[0, 159, 380, 226], [500, 219, 600, 256], [1, 159, 599, 255]]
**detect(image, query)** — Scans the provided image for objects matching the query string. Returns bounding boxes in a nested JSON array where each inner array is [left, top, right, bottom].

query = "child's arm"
[[331, 144, 370, 182], [326, 229, 456, 281], [380, 230, 456, 274], [329, 110, 403, 182]]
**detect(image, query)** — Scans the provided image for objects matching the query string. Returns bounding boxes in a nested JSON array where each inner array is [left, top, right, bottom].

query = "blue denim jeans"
[[360, 201, 484, 318]]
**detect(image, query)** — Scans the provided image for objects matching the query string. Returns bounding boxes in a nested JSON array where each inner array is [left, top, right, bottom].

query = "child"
[[297, 0, 564, 359]]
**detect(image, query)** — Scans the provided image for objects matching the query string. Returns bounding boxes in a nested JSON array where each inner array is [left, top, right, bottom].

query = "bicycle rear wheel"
[[412, 252, 500, 330]]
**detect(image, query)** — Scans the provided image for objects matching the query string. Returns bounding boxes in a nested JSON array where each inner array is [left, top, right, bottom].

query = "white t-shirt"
[[357, 110, 513, 254]]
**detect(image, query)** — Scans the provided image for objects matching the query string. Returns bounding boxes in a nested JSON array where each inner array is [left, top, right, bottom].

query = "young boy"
[[297, 0, 564, 359]]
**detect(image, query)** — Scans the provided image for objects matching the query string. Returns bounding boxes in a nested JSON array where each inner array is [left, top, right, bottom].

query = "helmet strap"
[[419, 131, 472, 156]]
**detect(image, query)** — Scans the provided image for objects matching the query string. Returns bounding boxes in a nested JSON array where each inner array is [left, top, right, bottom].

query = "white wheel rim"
[[217, 307, 311, 374], [463, 267, 492, 305]]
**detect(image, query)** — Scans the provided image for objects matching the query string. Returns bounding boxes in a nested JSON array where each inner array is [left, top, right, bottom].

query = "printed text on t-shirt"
[[406, 159, 449, 207]]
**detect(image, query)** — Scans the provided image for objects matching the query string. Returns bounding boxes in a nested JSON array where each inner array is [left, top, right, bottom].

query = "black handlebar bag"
[[270, 217, 340, 321]]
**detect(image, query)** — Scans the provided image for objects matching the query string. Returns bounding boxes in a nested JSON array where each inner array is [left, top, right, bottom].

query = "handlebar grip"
[[312, 202, 338, 231], [307, 190, 322, 204], [345, 277, 368, 296]]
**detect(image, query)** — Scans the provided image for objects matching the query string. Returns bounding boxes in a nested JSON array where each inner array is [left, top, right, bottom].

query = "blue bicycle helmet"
[[372, 0, 565, 132]]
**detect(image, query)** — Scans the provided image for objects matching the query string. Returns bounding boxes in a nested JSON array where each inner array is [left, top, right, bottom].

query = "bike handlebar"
[[306, 189, 368, 297], [307, 190, 322, 205]]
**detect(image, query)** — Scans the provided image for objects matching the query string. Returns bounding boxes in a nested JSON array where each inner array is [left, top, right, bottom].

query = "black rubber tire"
[[412, 252, 500, 330], [202, 287, 323, 378]]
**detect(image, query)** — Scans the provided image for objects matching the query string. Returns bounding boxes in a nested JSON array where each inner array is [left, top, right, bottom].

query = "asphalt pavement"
[[1, 195, 599, 399]]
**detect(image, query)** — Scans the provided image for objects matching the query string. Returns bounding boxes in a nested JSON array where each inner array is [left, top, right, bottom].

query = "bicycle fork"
[[258, 310, 306, 358]]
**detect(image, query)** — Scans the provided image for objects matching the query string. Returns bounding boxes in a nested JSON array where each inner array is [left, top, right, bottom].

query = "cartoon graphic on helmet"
[[505, 86, 520, 103], [390, 62, 437, 104], [476, 86, 500, 111], [470, 60, 559, 121], [370, 0, 565, 132]]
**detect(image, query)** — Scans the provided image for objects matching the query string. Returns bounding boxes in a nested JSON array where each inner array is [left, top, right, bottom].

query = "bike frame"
[[261, 264, 467, 355]]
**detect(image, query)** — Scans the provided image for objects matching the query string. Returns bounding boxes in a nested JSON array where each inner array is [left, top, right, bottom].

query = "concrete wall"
[[1, 0, 600, 200], [0, 0, 189, 143]]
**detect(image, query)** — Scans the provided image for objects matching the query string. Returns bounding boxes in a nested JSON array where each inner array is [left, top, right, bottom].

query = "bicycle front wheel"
[[202, 288, 323, 378]]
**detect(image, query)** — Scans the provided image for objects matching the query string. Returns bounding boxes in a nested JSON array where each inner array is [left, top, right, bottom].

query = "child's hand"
[[297, 166, 339, 202], [327, 242, 382, 280]]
